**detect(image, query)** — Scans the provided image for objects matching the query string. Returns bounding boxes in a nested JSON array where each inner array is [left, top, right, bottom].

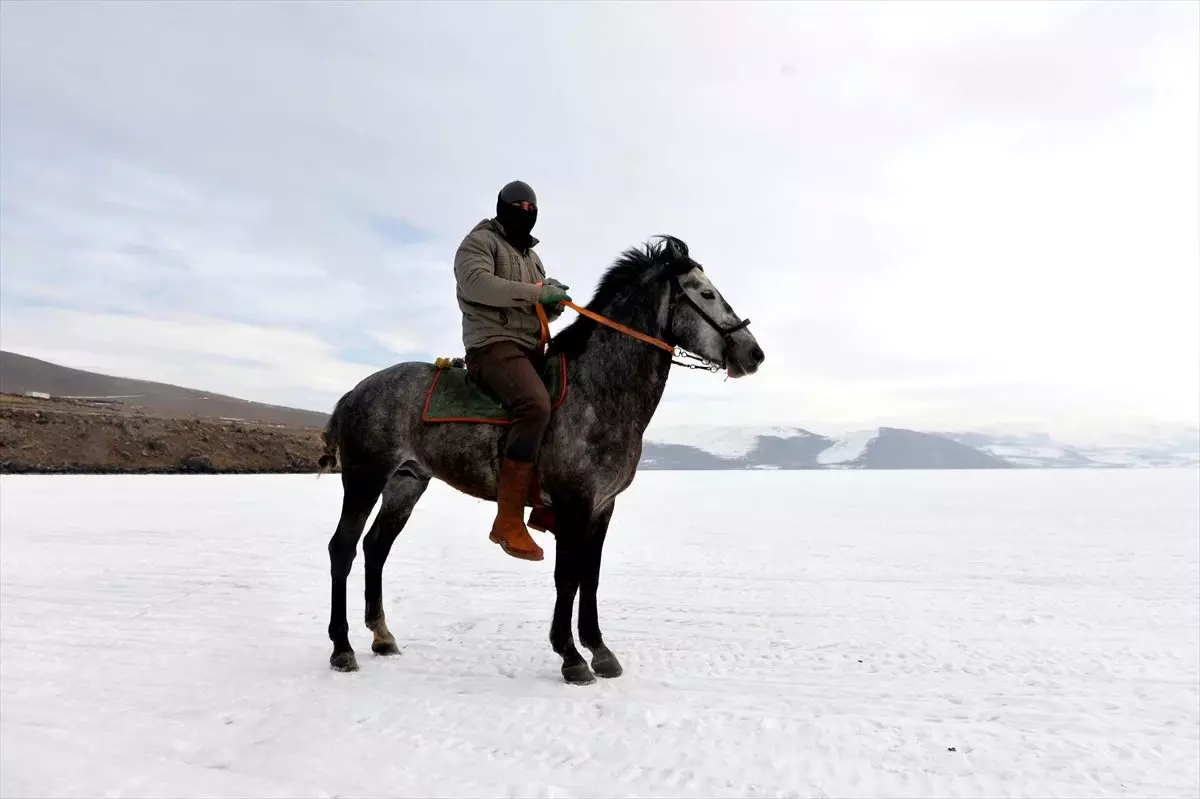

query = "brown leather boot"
[[489, 459, 544, 561]]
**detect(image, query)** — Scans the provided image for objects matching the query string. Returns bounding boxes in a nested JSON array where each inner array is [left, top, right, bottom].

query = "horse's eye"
[[701, 290, 716, 300]]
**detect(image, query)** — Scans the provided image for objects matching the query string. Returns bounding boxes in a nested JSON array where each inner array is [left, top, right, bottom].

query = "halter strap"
[[534, 277, 746, 374], [536, 285, 675, 355]]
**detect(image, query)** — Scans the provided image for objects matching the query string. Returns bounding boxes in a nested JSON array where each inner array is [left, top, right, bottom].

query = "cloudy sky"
[[1, 0, 1196, 436]]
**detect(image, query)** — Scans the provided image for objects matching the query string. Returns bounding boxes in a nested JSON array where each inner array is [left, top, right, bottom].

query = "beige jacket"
[[453, 218, 561, 352]]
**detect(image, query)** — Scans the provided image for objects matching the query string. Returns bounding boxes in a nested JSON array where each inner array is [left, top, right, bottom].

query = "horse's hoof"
[[330, 650, 359, 672], [591, 649, 623, 679], [371, 638, 401, 656], [562, 662, 596, 685]]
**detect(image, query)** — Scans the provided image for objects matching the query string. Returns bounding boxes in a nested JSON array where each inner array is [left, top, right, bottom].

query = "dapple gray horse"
[[318, 235, 765, 683]]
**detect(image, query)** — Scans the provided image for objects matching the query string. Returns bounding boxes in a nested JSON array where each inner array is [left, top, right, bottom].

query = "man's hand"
[[539, 278, 571, 305]]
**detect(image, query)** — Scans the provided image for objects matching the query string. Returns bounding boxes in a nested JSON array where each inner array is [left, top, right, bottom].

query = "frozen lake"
[[1, 470, 1197, 798]]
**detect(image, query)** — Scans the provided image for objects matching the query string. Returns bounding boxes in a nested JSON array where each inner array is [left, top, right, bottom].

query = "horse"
[[318, 234, 765, 684]]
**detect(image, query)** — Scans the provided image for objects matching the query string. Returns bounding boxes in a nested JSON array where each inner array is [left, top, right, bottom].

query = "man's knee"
[[513, 386, 551, 426]]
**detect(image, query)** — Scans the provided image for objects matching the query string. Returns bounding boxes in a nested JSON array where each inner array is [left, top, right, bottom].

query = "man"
[[453, 180, 572, 562]]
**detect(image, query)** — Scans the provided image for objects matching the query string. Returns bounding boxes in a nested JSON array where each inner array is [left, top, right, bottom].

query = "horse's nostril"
[[751, 347, 764, 363]]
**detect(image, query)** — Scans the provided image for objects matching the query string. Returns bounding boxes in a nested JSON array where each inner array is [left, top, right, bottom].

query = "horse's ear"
[[664, 236, 688, 262], [652, 235, 695, 276]]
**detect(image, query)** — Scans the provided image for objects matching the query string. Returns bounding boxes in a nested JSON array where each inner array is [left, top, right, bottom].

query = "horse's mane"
[[548, 235, 692, 357]]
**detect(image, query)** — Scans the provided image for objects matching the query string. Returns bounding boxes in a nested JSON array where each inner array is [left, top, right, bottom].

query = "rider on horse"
[[452, 180, 572, 562]]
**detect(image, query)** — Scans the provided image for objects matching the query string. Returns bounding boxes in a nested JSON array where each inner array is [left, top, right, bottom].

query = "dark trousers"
[[465, 341, 551, 463]]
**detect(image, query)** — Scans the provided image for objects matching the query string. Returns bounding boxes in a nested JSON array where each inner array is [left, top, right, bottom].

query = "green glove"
[[539, 278, 571, 305]]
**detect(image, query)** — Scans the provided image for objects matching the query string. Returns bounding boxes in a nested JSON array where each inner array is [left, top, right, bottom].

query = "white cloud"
[[0, 0, 1195, 431]]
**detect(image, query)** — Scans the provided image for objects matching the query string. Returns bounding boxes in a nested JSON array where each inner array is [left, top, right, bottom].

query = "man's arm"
[[453, 232, 541, 308], [535, 252, 566, 322]]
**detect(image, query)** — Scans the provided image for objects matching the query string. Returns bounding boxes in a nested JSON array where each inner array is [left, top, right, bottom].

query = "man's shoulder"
[[462, 218, 501, 245]]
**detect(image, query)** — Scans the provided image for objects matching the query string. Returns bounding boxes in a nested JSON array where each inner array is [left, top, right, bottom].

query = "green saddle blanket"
[[421, 353, 567, 424]]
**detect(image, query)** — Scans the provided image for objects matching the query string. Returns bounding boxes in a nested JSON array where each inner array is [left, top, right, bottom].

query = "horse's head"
[[550, 235, 765, 378], [655, 236, 765, 378]]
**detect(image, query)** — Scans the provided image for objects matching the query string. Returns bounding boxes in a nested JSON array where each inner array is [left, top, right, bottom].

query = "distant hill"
[[639, 427, 1013, 470], [848, 427, 1013, 469], [4, 350, 1195, 470], [0, 351, 329, 429], [940, 428, 1200, 469], [641, 423, 1198, 470]]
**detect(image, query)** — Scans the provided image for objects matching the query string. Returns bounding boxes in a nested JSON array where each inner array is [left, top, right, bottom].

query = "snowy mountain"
[[639, 425, 1199, 470], [942, 428, 1200, 469]]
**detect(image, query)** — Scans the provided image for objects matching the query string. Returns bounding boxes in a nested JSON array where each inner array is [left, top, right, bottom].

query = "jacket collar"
[[488, 217, 539, 250]]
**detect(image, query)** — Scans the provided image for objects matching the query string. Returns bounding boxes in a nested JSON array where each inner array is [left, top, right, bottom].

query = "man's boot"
[[489, 459, 544, 561]]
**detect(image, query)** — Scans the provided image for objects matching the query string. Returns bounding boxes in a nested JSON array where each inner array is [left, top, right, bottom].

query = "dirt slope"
[[0, 394, 328, 474]]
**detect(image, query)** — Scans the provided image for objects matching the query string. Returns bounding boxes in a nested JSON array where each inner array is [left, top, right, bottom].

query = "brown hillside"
[[0, 352, 340, 474], [0, 350, 330, 428], [0, 393, 327, 474]]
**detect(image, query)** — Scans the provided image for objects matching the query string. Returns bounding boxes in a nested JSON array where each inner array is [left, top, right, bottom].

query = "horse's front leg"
[[577, 503, 622, 678], [549, 500, 594, 685]]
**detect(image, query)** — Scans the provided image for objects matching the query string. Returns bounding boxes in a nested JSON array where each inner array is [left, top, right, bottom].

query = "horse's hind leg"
[[578, 503, 622, 678], [362, 466, 429, 657], [328, 467, 387, 672]]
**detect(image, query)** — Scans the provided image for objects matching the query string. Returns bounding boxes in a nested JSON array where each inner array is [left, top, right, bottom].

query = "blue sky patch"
[[365, 214, 434, 247], [337, 343, 422, 368]]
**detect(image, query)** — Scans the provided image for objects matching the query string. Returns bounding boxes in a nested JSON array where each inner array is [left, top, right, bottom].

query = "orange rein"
[[535, 287, 674, 356]]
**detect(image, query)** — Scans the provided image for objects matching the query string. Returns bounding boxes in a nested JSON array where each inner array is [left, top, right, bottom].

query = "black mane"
[[548, 235, 692, 357]]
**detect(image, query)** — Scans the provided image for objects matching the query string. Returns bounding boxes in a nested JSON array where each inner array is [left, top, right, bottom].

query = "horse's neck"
[[569, 296, 672, 436]]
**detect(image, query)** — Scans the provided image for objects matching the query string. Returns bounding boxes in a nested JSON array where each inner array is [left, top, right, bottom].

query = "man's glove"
[[539, 278, 571, 305]]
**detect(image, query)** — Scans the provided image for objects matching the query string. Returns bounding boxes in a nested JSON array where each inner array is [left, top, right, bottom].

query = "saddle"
[[421, 353, 568, 425], [421, 354, 565, 531]]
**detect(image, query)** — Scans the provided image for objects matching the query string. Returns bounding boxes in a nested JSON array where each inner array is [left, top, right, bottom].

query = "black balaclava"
[[495, 180, 538, 250]]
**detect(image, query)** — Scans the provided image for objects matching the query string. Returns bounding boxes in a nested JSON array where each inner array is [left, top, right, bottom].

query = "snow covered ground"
[[2, 470, 1197, 798]]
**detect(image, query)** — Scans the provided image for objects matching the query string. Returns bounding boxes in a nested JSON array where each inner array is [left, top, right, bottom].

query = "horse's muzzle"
[[725, 338, 765, 379]]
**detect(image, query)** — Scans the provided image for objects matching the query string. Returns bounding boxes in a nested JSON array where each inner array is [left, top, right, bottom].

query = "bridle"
[[536, 263, 752, 374]]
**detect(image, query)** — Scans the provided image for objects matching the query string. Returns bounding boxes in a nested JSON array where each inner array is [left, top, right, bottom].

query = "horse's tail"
[[317, 391, 349, 475]]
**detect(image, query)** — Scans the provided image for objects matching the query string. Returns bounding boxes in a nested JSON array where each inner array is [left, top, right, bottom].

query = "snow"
[[977, 443, 1080, 468], [1079, 448, 1200, 469], [966, 424, 1200, 469], [968, 421, 1199, 450], [2, 470, 1198, 798], [978, 441, 1200, 470], [984, 444, 1069, 460], [641, 423, 1200, 469], [816, 429, 879, 465]]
